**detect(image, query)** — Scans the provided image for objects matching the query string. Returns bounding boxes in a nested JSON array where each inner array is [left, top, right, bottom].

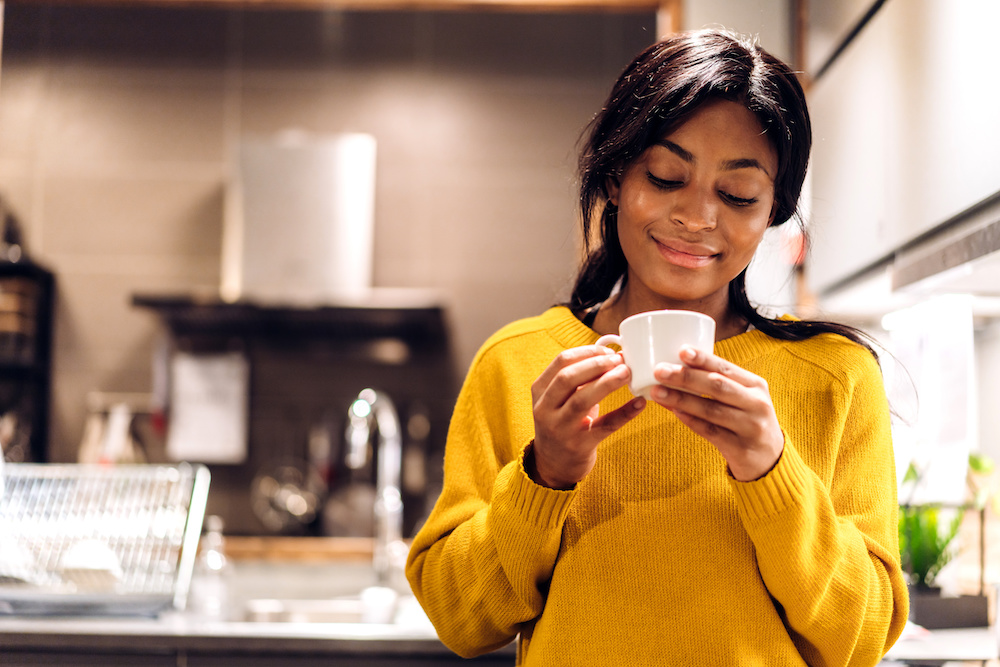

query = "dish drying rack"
[[0, 462, 210, 616]]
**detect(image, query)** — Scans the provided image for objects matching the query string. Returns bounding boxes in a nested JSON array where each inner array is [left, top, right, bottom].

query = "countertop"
[[882, 623, 999, 663], [0, 554, 515, 663], [0, 612, 444, 655], [0, 539, 994, 664], [3, 606, 996, 664]]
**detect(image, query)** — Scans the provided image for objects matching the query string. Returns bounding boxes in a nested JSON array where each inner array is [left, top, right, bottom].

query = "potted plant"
[[898, 453, 995, 628]]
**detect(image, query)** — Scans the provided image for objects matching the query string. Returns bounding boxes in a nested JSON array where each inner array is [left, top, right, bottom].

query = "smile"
[[654, 238, 717, 269]]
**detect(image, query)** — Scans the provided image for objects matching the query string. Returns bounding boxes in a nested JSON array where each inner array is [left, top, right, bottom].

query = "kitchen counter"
[[0, 556, 515, 666], [0, 611, 449, 656], [4, 612, 996, 666], [2, 539, 993, 665], [882, 623, 999, 663]]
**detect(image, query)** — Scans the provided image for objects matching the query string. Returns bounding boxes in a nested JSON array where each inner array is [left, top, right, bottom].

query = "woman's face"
[[607, 98, 778, 315]]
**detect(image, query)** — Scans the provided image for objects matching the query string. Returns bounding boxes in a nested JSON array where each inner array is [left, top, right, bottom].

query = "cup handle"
[[594, 334, 622, 350]]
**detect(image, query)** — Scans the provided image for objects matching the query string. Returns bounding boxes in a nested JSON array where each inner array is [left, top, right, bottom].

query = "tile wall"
[[0, 4, 655, 462]]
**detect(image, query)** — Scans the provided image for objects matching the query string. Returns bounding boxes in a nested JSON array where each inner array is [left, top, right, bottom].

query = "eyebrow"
[[655, 139, 773, 179]]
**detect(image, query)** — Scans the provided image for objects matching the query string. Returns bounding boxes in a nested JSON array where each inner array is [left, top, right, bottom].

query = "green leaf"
[[969, 452, 995, 475], [898, 505, 964, 588]]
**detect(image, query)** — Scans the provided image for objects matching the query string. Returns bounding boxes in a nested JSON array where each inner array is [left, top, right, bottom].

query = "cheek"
[[615, 211, 651, 267], [615, 195, 650, 237], [618, 188, 664, 234], [618, 185, 650, 216], [727, 215, 772, 259]]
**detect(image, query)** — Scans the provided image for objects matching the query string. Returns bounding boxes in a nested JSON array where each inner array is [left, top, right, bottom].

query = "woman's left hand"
[[650, 345, 784, 482]]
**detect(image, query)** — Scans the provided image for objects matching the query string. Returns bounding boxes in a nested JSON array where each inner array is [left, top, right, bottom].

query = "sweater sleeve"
[[730, 352, 909, 665], [405, 356, 575, 658]]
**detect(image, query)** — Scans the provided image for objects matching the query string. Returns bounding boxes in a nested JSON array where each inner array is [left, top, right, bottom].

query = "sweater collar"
[[542, 305, 786, 367]]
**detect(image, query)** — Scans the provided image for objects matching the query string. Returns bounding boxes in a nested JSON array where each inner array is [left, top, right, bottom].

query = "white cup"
[[595, 309, 716, 399]]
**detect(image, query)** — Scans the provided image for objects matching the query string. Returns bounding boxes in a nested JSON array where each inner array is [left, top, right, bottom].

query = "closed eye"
[[649, 172, 758, 207], [720, 191, 758, 207], [646, 172, 682, 191]]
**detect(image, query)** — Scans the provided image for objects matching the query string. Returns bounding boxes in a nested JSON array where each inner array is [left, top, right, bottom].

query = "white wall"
[[805, 1, 1000, 500], [976, 320, 1000, 467], [807, 0, 1000, 294]]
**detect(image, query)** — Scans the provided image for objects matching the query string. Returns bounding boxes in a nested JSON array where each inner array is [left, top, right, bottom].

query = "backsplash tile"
[[0, 3, 655, 484], [42, 175, 224, 257]]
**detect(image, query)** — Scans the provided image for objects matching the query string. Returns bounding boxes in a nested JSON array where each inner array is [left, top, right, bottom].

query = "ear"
[[606, 175, 621, 207]]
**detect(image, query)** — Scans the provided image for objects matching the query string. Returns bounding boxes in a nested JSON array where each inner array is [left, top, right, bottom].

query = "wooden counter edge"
[[222, 536, 405, 562]]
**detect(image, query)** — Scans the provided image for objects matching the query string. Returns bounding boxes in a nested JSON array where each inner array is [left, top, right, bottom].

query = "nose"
[[670, 186, 717, 232]]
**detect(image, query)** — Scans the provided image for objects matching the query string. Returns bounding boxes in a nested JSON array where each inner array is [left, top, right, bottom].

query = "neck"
[[591, 286, 748, 342]]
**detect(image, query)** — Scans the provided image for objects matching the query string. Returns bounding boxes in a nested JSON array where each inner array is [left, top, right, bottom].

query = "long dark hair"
[[570, 29, 873, 352]]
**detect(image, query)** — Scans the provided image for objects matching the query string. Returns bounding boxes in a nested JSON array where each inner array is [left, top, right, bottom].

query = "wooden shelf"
[[131, 291, 451, 343]]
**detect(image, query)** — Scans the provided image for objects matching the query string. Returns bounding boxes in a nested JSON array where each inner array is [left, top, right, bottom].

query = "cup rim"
[[620, 308, 715, 327]]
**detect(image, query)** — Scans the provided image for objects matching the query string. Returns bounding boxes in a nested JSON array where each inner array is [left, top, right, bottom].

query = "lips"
[[653, 237, 718, 269]]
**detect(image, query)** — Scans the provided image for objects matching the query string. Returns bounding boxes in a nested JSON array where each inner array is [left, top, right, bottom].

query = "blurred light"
[[350, 398, 372, 420]]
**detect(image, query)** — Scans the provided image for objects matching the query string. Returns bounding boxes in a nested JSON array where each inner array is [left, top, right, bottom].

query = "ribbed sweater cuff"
[[494, 445, 576, 530], [729, 439, 810, 524]]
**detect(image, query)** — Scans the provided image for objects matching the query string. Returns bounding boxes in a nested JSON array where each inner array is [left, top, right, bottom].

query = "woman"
[[406, 29, 908, 665]]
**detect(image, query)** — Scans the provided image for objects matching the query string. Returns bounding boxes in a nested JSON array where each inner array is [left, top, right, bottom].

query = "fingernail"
[[653, 386, 669, 400], [632, 397, 646, 410], [680, 346, 697, 361]]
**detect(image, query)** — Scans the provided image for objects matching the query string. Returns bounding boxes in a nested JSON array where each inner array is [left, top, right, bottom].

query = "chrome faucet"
[[346, 388, 407, 588]]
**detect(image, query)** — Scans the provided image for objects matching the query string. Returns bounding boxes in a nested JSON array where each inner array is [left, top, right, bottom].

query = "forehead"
[[655, 99, 777, 175]]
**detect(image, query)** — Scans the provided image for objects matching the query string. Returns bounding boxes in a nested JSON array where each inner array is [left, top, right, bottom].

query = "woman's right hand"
[[529, 346, 646, 489]]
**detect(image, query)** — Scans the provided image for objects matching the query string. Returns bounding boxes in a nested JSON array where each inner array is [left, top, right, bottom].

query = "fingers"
[[530, 345, 644, 488], [592, 396, 647, 434], [652, 345, 767, 405], [654, 387, 731, 442], [532, 346, 627, 413], [533, 345, 616, 395], [667, 404, 782, 481], [649, 348, 785, 481], [534, 355, 632, 440], [682, 345, 763, 385], [651, 372, 773, 439], [667, 406, 731, 445]]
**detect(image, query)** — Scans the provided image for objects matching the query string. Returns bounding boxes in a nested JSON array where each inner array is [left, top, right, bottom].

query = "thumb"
[[591, 397, 646, 434]]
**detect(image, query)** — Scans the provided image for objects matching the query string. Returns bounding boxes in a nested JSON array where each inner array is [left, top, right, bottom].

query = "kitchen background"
[[0, 0, 996, 560], [0, 3, 652, 467]]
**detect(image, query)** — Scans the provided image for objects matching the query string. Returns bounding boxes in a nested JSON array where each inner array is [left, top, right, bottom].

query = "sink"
[[189, 560, 432, 629], [243, 587, 432, 627], [245, 597, 372, 624]]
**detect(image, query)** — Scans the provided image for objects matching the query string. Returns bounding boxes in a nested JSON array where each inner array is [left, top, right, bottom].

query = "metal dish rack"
[[0, 462, 210, 616]]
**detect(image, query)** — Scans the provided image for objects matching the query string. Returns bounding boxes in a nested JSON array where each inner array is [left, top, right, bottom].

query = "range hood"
[[221, 131, 377, 305]]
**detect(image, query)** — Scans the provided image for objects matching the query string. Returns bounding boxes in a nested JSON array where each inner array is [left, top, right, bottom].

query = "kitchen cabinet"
[[806, 0, 1000, 295]]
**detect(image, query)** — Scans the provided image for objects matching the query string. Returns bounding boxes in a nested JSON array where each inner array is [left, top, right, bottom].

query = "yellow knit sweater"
[[406, 306, 909, 666]]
